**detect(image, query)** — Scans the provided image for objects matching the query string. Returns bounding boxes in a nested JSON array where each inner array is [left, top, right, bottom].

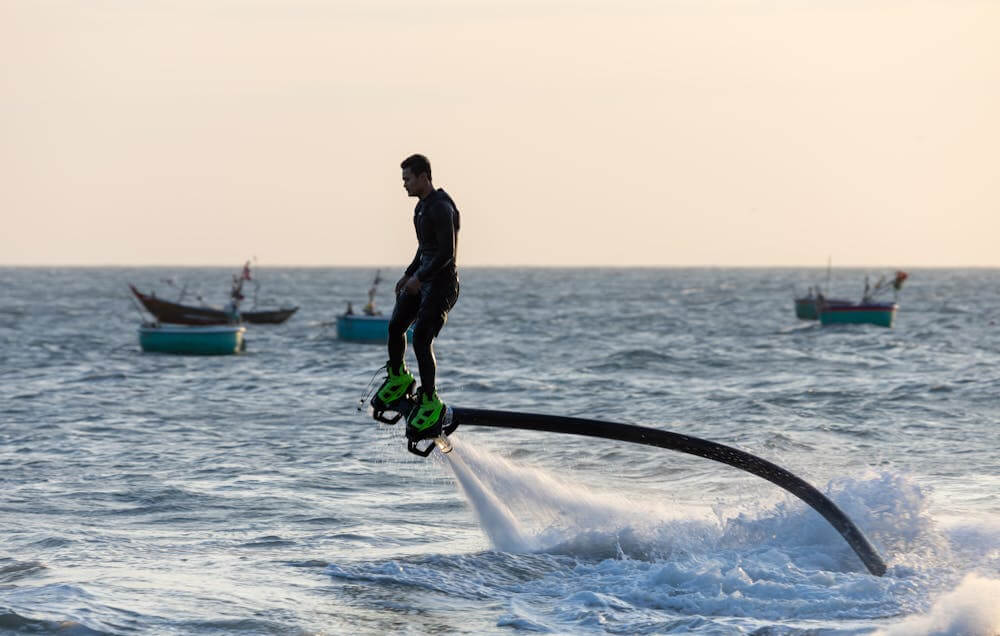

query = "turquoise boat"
[[337, 271, 419, 344], [138, 324, 246, 355], [798, 271, 908, 327], [818, 302, 897, 328], [337, 314, 413, 344]]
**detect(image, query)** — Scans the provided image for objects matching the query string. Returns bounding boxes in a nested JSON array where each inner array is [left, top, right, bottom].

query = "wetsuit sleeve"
[[415, 202, 456, 282], [404, 249, 421, 277]]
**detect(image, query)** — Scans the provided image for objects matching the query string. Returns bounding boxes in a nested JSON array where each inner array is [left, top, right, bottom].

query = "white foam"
[[875, 574, 1000, 636], [444, 436, 713, 557]]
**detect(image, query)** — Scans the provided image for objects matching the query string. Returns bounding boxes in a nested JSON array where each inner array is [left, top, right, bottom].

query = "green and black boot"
[[370, 361, 416, 424], [405, 387, 446, 441]]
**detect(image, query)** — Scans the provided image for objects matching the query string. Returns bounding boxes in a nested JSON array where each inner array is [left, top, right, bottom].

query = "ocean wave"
[[0, 559, 47, 584], [0, 610, 110, 635]]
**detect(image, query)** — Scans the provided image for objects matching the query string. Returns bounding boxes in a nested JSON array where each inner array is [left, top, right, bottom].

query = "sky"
[[1, 0, 998, 267]]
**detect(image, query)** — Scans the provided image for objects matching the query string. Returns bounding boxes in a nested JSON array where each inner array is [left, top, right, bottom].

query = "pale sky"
[[2, 0, 997, 266]]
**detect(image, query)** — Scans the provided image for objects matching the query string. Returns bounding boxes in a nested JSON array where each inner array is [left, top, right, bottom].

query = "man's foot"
[[370, 361, 415, 414], [406, 387, 446, 439]]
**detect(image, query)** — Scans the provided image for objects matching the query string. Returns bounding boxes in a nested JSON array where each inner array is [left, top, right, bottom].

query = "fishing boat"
[[816, 271, 909, 328], [130, 285, 239, 325], [336, 270, 412, 344], [128, 262, 298, 325], [138, 324, 246, 355]]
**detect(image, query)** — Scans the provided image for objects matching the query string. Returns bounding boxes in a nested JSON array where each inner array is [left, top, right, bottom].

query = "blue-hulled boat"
[[337, 314, 414, 344], [337, 270, 416, 344], [814, 271, 908, 328], [138, 324, 246, 355]]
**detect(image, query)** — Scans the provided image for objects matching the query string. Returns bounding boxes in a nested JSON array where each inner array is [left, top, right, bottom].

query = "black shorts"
[[390, 273, 460, 339]]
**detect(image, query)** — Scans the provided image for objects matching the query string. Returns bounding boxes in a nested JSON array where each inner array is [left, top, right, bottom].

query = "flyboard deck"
[[377, 397, 456, 456]]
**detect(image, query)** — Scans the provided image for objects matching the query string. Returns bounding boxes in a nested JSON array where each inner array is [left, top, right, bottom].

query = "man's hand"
[[403, 276, 423, 296], [395, 275, 410, 295]]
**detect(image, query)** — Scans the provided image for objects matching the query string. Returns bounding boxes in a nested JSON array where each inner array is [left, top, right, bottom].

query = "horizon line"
[[0, 263, 994, 269]]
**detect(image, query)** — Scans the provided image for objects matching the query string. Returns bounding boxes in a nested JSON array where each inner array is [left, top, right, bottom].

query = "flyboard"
[[373, 396, 459, 457], [373, 400, 887, 577]]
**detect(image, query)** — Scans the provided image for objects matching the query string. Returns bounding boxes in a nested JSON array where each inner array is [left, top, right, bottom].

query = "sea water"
[[1, 267, 998, 634]]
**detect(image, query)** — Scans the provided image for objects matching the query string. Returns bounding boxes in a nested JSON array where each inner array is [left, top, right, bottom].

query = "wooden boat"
[[138, 324, 246, 355], [241, 307, 299, 324], [819, 301, 897, 328], [129, 285, 298, 325]]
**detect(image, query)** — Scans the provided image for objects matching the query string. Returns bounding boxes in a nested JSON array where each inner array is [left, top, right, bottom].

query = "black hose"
[[450, 407, 887, 577]]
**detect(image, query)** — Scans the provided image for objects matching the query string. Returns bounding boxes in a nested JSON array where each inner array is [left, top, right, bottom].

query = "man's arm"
[[396, 249, 421, 295], [404, 249, 421, 277]]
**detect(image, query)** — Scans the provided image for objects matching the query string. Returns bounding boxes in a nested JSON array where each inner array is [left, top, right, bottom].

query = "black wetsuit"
[[388, 188, 460, 395]]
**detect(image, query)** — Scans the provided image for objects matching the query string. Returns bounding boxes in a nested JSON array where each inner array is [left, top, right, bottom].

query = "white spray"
[[441, 436, 713, 558]]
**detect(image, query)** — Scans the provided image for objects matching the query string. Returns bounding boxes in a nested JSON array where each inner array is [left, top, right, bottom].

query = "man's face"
[[402, 168, 426, 197]]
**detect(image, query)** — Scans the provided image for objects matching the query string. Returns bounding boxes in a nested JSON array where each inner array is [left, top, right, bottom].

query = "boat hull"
[[819, 303, 897, 328], [242, 307, 299, 324], [138, 325, 246, 355], [337, 314, 413, 344]]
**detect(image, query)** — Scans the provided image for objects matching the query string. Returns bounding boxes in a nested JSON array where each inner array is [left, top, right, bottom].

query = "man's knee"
[[411, 323, 438, 352], [388, 317, 411, 336]]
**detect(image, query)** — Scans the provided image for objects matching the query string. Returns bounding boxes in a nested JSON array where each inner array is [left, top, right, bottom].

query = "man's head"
[[401, 153, 433, 198]]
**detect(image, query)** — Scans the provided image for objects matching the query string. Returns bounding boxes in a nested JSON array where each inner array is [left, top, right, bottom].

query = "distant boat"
[[129, 285, 298, 325], [806, 271, 909, 329], [138, 324, 246, 355], [336, 269, 411, 344]]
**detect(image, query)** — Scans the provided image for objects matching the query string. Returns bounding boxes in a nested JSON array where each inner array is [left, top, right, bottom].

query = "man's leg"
[[371, 292, 421, 415], [411, 323, 439, 396], [412, 276, 459, 393], [387, 291, 420, 366], [406, 277, 459, 433]]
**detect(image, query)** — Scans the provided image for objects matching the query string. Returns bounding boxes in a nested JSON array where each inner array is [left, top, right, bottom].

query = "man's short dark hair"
[[401, 154, 432, 181]]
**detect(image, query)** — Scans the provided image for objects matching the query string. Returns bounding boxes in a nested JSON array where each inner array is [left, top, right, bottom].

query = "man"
[[370, 154, 460, 439]]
